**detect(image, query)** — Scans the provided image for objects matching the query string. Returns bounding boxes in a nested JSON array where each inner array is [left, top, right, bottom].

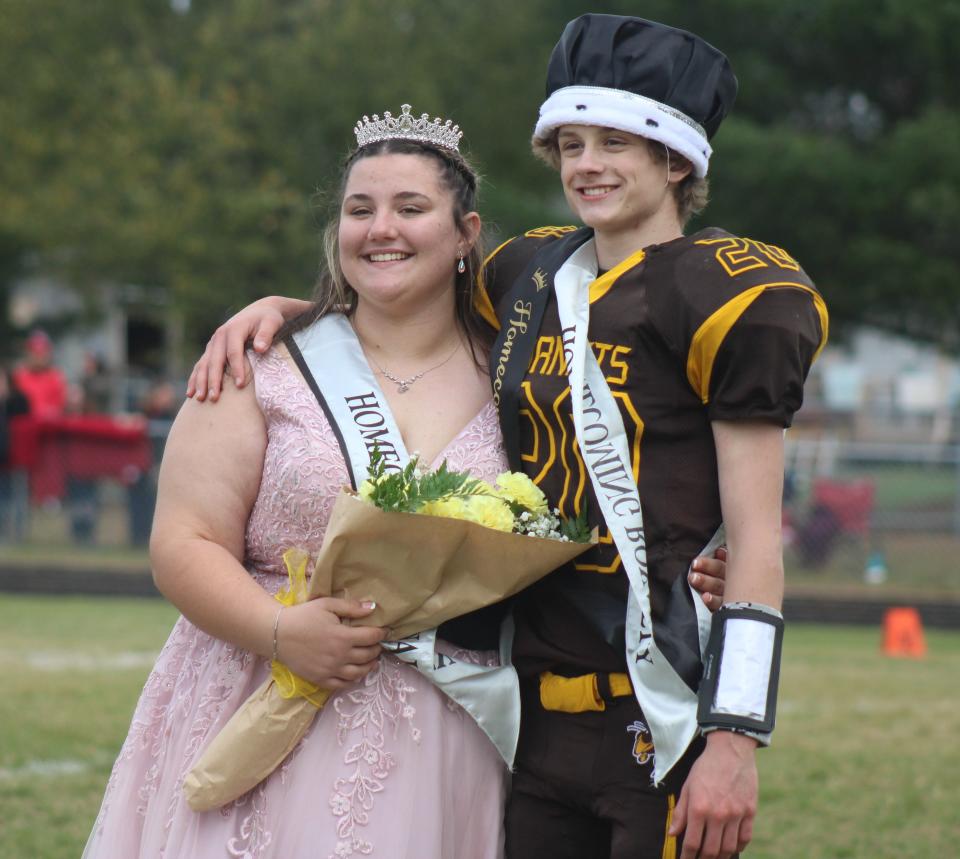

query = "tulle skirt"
[[83, 610, 507, 859]]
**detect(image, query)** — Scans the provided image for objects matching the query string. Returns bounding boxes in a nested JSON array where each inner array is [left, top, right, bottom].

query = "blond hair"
[[530, 129, 709, 227]]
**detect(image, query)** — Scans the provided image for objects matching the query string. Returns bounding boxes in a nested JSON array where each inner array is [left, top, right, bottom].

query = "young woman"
[[84, 112, 512, 859]]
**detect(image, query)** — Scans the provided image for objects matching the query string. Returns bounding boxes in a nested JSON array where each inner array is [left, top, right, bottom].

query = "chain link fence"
[[4, 424, 959, 602], [784, 439, 960, 596]]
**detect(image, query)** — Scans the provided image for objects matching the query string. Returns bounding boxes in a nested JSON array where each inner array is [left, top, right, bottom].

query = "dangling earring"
[[457, 252, 466, 274]]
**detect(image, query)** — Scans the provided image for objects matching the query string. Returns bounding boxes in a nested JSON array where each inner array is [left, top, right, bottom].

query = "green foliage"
[[1, 0, 958, 347], [363, 446, 487, 513], [559, 500, 592, 544], [362, 446, 590, 541]]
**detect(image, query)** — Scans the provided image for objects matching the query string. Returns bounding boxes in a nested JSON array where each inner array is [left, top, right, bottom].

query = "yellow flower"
[[418, 494, 514, 532], [471, 478, 499, 496], [495, 472, 549, 514], [460, 495, 516, 532], [358, 479, 377, 501], [418, 497, 470, 520]]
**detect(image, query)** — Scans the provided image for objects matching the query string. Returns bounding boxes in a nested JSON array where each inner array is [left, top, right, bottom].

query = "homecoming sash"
[[288, 314, 522, 766], [552, 241, 714, 783], [491, 228, 594, 470]]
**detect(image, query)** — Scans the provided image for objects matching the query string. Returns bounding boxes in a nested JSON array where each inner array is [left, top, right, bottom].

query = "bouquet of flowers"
[[183, 453, 594, 811], [359, 448, 591, 543]]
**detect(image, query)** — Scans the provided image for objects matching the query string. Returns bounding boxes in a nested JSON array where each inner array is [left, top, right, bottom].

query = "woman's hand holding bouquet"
[[183, 452, 593, 811], [273, 594, 384, 692]]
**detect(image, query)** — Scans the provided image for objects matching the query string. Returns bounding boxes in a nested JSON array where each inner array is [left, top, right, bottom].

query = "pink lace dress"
[[83, 349, 510, 859]]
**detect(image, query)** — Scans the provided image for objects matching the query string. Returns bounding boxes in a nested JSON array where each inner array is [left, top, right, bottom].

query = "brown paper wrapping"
[[184, 491, 594, 812]]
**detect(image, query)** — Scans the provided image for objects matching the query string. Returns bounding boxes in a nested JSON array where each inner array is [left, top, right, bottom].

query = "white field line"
[[0, 755, 116, 782], [0, 649, 159, 671], [0, 651, 151, 784]]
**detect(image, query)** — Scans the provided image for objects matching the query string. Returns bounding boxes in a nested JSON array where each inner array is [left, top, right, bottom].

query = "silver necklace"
[[365, 338, 462, 394]]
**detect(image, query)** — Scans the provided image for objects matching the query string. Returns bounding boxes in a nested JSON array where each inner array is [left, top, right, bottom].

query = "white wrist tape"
[[698, 602, 783, 736]]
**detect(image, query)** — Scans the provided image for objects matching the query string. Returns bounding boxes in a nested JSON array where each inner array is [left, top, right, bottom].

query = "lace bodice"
[[244, 348, 509, 575]]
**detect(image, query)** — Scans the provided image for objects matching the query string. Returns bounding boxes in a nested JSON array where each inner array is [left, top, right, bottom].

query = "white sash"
[[292, 314, 521, 767], [552, 241, 715, 782], [292, 314, 408, 477]]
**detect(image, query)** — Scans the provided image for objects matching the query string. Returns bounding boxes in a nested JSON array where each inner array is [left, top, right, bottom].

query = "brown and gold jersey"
[[478, 226, 827, 684]]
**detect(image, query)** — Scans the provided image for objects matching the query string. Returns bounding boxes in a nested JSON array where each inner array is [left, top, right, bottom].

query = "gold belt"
[[539, 670, 633, 713]]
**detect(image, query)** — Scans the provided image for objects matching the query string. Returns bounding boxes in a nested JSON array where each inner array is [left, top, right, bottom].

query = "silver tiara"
[[354, 103, 463, 152]]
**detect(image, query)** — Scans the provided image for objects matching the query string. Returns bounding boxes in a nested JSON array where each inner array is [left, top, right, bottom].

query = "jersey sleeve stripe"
[[589, 248, 647, 304], [473, 237, 518, 331], [473, 281, 500, 330], [483, 236, 517, 267], [686, 283, 829, 404]]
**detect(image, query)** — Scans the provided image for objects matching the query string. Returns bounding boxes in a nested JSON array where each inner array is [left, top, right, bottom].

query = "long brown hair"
[[281, 139, 491, 362]]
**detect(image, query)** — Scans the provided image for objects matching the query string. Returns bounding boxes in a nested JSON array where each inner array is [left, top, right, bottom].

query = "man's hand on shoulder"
[[187, 296, 310, 402]]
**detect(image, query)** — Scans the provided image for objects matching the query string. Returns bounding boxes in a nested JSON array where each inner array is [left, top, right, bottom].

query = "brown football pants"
[[504, 680, 714, 859]]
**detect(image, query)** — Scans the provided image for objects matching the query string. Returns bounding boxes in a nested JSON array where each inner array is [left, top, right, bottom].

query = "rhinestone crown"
[[354, 103, 463, 152]]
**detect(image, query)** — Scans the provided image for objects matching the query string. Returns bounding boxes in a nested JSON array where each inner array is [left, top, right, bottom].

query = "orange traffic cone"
[[882, 607, 927, 658]]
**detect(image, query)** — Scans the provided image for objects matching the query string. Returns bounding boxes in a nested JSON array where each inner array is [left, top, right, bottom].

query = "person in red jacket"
[[12, 330, 68, 419]]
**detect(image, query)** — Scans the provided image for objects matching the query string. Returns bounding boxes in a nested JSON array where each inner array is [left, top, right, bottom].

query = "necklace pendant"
[[397, 382, 410, 393]]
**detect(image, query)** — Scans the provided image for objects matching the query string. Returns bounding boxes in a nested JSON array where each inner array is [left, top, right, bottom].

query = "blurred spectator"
[[142, 380, 178, 428], [0, 364, 30, 462], [12, 330, 103, 543], [128, 379, 180, 545], [795, 503, 842, 568], [0, 365, 31, 540], [76, 352, 113, 414], [12, 330, 68, 419]]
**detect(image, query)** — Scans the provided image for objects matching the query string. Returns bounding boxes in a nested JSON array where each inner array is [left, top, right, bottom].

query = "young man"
[[189, 16, 826, 859]]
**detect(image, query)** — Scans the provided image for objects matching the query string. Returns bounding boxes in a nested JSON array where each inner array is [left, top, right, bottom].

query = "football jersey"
[[478, 226, 828, 687]]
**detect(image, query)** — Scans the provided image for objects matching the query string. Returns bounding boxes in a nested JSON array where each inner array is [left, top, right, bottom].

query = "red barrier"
[[7, 414, 152, 503], [811, 478, 875, 536]]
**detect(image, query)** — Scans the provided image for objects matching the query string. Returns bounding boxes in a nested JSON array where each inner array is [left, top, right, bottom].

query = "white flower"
[[515, 510, 564, 539], [411, 453, 429, 476]]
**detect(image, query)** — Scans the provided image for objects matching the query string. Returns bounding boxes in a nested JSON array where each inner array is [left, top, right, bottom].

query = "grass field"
[[6, 526, 960, 600], [1, 595, 958, 858], [785, 530, 960, 598]]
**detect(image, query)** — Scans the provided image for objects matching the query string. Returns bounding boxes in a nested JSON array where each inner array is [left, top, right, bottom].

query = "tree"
[[1, 0, 958, 348]]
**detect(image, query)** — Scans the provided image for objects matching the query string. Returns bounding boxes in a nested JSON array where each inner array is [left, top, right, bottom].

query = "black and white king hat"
[[534, 14, 738, 177]]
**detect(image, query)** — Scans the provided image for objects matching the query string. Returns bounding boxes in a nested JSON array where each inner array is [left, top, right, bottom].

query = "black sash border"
[[285, 332, 359, 490], [490, 227, 594, 470]]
